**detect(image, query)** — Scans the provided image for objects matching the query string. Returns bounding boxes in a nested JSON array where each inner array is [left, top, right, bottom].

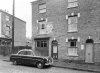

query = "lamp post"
[[12, 0, 15, 54]]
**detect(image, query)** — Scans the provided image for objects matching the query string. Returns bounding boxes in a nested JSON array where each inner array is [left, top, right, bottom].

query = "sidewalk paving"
[[0, 55, 10, 61], [52, 59, 100, 72]]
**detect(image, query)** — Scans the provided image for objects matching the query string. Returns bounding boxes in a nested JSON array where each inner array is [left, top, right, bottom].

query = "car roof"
[[19, 49, 33, 52], [17, 49, 34, 54]]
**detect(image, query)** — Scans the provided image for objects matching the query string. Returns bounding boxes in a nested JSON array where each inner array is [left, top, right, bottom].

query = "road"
[[0, 61, 94, 73]]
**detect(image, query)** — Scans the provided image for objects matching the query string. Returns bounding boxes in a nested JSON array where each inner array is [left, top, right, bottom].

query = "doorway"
[[34, 38, 49, 56], [85, 39, 94, 63]]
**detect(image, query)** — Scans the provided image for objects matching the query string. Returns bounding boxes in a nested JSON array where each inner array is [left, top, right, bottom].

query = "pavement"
[[52, 59, 100, 72], [0, 55, 100, 72]]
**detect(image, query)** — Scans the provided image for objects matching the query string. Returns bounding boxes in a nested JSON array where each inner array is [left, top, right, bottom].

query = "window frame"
[[36, 40, 48, 48], [68, 39, 78, 56], [38, 20, 47, 34], [38, 3, 46, 14], [67, 0, 78, 8], [68, 15, 78, 32]]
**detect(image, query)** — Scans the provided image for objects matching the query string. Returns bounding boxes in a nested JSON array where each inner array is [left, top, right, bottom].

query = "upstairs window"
[[68, 0, 78, 8], [68, 15, 78, 32], [39, 3, 46, 14], [38, 20, 47, 34], [5, 15, 10, 21]]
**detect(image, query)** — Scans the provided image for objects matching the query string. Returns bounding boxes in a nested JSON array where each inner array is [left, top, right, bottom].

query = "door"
[[35, 38, 49, 56], [51, 40, 58, 60], [85, 44, 93, 63]]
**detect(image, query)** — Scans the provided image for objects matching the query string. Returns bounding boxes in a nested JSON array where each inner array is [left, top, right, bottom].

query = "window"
[[68, 0, 78, 8], [36, 40, 47, 48], [68, 39, 78, 56], [39, 3, 46, 13], [38, 20, 47, 34], [5, 15, 10, 21], [36, 41, 40, 47], [68, 15, 78, 32], [68, 47, 78, 56], [26, 51, 34, 56], [70, 41, 76, 47], [18, 51, 26, 55], [41, 24, 45, 29]]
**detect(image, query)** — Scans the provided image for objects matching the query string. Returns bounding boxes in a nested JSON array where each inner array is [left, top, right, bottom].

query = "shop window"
[[39, 3, 46, 14], [68, 15, 78, 32], [68, 0, 78, 8]]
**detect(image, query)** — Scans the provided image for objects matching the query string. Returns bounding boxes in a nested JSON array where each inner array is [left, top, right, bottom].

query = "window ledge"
[[67, 30, 78, 33], [68, 55, 78, 57]]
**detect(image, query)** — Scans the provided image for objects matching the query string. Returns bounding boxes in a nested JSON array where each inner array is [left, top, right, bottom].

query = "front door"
[[85, 44, 93, 63], [35, 38, 49, 56]]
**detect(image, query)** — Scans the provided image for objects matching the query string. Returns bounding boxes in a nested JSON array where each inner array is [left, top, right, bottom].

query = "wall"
[[14, 18, 26, 46], [32, 0, 100, 61]]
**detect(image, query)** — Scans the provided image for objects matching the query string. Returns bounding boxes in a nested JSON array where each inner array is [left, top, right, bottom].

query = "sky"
[[0, 0, 36, 39]]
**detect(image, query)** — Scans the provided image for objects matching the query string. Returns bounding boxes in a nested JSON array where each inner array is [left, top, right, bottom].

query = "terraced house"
[[0, 10, 26, 55], [31, 0, 100, 64]]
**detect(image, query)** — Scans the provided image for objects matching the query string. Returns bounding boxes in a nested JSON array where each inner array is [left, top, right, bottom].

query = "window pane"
[[68, 2, 78, 8], [39, 4, 46, 9], [68, 47, 78, 56], [68, 0, 78, 2], [5, 15, 10, 21], [39, 9, 46, 13], [37, 41, 40, 47], [18, 51, 26, 55], [68, 24, 77, 32], [44, 41, 47, 47], [41, 24, 45, 29], [70, 41, 76, 47], [68, 17, 77, 24], [41, 41, 44, 47]]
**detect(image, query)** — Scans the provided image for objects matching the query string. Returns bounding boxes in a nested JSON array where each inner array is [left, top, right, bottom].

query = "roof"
[[0, 10, 26, 23]]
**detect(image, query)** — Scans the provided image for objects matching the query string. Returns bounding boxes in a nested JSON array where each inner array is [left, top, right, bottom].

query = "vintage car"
[[10, 49, 53, 69]]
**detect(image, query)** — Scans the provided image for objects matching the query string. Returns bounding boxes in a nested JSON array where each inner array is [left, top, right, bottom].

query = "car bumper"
[[45, 62, 53, 65]]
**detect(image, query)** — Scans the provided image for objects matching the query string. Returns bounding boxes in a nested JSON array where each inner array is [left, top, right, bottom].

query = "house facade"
[[0, 10, 26, 55], [31, 0, 100, 63]]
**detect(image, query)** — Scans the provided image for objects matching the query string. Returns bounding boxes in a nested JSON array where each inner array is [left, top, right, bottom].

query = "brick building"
[[0, 10, 26, 55], [31, 0, 100, 63]]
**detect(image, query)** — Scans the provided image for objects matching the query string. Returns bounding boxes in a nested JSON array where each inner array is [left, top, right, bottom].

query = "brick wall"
[[32, 0, 100, 61]]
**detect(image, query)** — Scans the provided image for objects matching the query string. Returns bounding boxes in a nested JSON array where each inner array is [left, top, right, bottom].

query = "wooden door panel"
[[85, 44, 93, 63]]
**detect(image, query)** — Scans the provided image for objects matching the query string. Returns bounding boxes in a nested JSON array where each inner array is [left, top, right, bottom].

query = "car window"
[[18, 51, 27, 55], [26, 51, 34, 56]]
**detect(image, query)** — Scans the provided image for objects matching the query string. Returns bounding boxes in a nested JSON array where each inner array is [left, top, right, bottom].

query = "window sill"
[[68, 55, 78, 57], [67, 30, 78, 33]]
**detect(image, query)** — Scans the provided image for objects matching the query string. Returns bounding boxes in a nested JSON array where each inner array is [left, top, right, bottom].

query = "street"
[[0, 61, 94, 73]]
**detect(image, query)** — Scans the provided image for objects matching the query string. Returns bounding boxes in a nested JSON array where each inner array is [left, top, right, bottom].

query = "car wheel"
[[13, 60, 17, 65], [36, 62, 44, 69]]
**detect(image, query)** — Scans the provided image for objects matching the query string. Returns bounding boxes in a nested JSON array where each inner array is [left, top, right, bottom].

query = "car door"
[[18, 51, 27, 64], [25, 51, 34, 65]]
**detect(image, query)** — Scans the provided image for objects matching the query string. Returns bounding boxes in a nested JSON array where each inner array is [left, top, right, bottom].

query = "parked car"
[[10, 49, 53, 69]]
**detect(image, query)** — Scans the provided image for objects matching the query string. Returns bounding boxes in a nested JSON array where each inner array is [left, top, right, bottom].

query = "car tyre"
[[13, 60, 18, 65], [37, 62, 44, 69]]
